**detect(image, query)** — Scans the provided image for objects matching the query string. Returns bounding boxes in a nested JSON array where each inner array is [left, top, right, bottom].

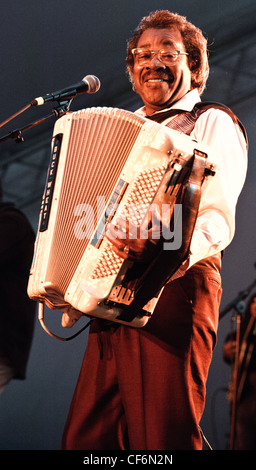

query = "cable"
[[38, 301, 93, 341], [200, 426, 213, 450], [0, 103, 32, 128]]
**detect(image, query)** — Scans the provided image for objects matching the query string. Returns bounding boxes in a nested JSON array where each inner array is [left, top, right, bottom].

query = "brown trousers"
[[62, 268, 222, 450]]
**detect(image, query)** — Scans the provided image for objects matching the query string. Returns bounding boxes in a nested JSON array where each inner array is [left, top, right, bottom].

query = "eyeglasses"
[[131, 48, 189, 66]]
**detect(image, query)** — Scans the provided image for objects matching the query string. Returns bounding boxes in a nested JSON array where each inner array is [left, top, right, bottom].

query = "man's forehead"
[[137, 27, 184, 48]]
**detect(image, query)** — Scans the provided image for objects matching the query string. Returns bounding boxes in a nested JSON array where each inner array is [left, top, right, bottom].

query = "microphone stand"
[[0, 98, 72, 144], [219, 278, 256, 320], [219, 276, 256, 450]]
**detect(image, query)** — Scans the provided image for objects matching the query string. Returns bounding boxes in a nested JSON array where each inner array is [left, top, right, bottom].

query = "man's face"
[[132, 28, 192, 115]]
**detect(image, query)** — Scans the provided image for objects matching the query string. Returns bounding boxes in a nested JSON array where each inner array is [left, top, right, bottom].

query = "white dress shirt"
[[136, 89, 248, 276]]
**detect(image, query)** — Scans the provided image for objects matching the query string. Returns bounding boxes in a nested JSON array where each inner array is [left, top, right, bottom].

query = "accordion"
[[28, 107, 216, 330]]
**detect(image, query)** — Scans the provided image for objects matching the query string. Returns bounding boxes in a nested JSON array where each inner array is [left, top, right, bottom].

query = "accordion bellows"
[[28, 107, 216, 327]]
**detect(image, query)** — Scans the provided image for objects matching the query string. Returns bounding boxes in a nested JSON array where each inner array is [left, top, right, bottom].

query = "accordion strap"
[[147, 101, 248, 147]]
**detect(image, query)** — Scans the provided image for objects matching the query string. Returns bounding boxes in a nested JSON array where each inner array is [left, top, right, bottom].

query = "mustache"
[[143, 71, 174, 83]]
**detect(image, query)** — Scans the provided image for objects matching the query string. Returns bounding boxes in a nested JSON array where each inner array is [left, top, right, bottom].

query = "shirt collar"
[[136, 89, 201, 117]]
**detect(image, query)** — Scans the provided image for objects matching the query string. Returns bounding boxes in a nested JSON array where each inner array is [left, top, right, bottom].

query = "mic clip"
[[51, 97, 73, 117]]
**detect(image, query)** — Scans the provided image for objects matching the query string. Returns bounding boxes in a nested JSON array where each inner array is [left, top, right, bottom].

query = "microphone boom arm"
[[219, 278, 256, 320], [0, 98, 72, 145]]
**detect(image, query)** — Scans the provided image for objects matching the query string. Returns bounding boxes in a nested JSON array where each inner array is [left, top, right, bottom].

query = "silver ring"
[[123, 245, 130, 254]]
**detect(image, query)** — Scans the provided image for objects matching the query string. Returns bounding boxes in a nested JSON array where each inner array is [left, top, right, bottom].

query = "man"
[[62, 11, 247, 450], [0, 184, 35, 393]]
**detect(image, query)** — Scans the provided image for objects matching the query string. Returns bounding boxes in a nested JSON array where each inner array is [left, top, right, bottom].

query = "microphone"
[[31, 75, 101, 106]]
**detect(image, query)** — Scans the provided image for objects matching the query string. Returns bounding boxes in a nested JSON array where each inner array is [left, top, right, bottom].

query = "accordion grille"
[[90, 165, 167, 280]]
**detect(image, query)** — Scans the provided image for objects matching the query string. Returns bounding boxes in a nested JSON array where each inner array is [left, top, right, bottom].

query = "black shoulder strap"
[[147, 101, 248, 147]]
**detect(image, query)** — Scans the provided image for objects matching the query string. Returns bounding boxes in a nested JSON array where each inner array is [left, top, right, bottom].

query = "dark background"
[[0, 0, 255, 450]]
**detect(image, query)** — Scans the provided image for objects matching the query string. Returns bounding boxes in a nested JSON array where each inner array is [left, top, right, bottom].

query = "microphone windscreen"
[[83, 75, 101, 94]]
